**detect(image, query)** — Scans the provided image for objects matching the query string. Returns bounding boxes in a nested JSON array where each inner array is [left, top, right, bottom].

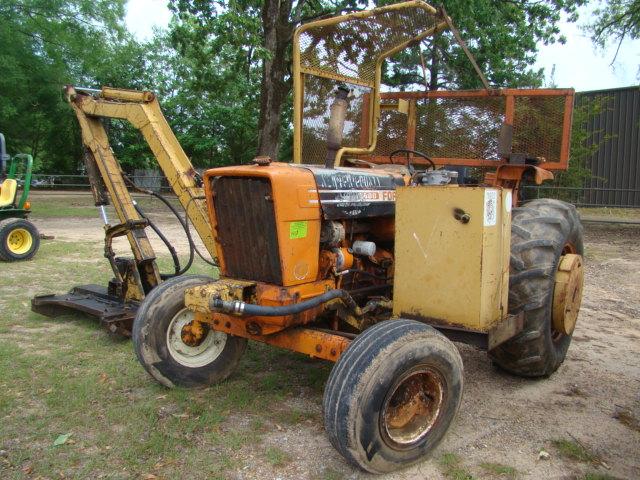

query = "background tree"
[[0, 0, 131, 172], [169, 0, 375, 161], [588, 0, 640, 61]]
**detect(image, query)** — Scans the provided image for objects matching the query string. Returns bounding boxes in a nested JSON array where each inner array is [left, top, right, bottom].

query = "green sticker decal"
[[289, 221, 308, 239]]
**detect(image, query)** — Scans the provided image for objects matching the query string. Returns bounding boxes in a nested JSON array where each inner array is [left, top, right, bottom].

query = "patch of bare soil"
[[30, 212, 640, 479]]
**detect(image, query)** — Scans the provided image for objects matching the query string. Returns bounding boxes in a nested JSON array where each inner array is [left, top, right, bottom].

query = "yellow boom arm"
[[65, 85, 217, 300]]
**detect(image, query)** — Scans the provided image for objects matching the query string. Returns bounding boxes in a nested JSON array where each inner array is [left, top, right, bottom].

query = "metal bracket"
[[487, 312, 525, 351]]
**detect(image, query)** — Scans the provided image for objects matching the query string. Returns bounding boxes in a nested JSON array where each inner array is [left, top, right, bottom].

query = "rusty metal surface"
[[382, 368, 444, 446], [211, 176, 282, 284], [487, 313, 524, 351], [184, 280, 256, 314], [195, 311, 351, 362]]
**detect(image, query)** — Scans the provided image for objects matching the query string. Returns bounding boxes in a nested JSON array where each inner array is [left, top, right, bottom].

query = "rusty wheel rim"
[[381, 366, 445, 448]]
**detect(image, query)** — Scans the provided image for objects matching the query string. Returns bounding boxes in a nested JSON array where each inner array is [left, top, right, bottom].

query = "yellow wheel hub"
[[552, 254, 584, 335], [7, 228, 33, 255]]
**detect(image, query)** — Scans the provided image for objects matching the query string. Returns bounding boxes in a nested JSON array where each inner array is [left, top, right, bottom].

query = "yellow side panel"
[[393, 186, 511, 332]]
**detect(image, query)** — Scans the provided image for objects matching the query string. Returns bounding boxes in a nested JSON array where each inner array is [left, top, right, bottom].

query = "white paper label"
[[505, 191, 512, 213], [484, 189, 498, 226]]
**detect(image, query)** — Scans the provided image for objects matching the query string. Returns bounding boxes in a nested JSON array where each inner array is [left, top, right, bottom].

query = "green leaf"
[[53, 433, 71, 446]]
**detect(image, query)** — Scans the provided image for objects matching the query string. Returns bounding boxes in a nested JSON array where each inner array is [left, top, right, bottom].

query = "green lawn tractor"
[[0, 133, 40, 261]]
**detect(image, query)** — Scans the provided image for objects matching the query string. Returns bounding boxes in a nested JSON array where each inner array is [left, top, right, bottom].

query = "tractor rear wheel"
[[0, 218, 40, 261], [490, 198, 584, 377], [132, 275, 247, 388], [323, 319, 463, 473]]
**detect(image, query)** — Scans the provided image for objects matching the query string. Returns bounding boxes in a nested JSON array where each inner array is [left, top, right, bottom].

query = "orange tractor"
[[33, 1, 584, 472]]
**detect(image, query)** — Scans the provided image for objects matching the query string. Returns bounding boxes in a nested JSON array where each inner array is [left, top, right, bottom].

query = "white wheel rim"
[[166, 309, 227, 368]]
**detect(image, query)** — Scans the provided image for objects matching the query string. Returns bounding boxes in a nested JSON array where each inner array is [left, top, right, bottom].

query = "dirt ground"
[[7, 199, 640, 479]]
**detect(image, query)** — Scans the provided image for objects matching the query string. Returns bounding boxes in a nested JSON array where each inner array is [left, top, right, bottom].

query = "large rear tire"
[[490, 199, 584, 377], [323, 319, 463, 473], [132, 275, 247, 388], [0, 218, 40, 262]]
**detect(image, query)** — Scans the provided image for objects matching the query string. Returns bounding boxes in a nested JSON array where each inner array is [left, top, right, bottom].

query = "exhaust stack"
[[325, 86, 350, 168]]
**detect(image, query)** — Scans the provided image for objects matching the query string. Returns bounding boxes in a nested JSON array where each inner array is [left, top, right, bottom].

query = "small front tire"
[[132, 275, 247, 388], [323, 319, 464, 473], [0, 218, 40, 261]]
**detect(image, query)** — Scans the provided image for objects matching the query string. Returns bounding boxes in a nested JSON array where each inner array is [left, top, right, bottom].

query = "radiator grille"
[[211, 176, 282, 284]]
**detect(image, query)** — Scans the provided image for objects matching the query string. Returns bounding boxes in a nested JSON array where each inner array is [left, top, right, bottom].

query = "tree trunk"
[[429, 42, 439, 91], [257, 0, 294, 160]]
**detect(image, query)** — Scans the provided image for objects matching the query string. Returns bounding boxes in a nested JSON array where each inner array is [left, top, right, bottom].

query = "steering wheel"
[[389, 149, 435, 174]]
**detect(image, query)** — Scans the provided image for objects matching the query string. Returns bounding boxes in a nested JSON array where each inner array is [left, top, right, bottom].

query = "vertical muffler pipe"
[[325, 86, 350, 169]]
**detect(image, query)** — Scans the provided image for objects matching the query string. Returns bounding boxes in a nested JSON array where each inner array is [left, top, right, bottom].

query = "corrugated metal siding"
[[577, 86, 640, 207]]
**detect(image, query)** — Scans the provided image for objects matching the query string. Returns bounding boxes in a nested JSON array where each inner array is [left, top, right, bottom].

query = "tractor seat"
[[0, 178, 18, 207]]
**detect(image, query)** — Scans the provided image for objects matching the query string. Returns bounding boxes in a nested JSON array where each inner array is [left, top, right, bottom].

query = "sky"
[[125, 0, 640, 92]]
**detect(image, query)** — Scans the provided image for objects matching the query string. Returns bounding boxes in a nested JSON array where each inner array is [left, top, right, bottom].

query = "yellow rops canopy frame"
[[292, 1, 450, 166]]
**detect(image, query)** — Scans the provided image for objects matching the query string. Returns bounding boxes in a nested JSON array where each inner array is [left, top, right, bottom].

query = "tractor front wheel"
[[0, 218, 40, 261], [132, 275, 247, 388], [323, 319, 463, 473]]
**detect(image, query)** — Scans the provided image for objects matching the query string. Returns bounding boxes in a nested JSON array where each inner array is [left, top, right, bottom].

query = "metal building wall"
[[577, 86, 640, 207]]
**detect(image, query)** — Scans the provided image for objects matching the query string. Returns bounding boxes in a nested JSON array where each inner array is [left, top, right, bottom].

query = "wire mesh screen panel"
[[371, 89, 573, 168], [375, 107, 410, 156], [513, 95, 566, 163], [294, 1, 446, 164], [297, 6, 439, 87], [301, 76, 370, 164], [413, 96, 505, 160]]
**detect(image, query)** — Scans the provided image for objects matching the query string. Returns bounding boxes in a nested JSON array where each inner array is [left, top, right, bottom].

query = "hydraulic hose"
[[134, 203, 181, 278], [144, 189, 196, 274], [184, 196, 218, 267], [123, 175, 196, 275], [211, 289, 358, 317]]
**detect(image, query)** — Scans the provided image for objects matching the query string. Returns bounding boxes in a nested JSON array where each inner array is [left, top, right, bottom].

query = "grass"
[[265, 446, 291, 467], [29, 193, 183, 218], [552, 438, 599, 464], [0, 238, 332, 479], [314, 468, 344, 480], [577, 207, 640, 220], [439, 453, 474, 480], [480, 462, 518, 478], [29, 195, 98, 218]]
